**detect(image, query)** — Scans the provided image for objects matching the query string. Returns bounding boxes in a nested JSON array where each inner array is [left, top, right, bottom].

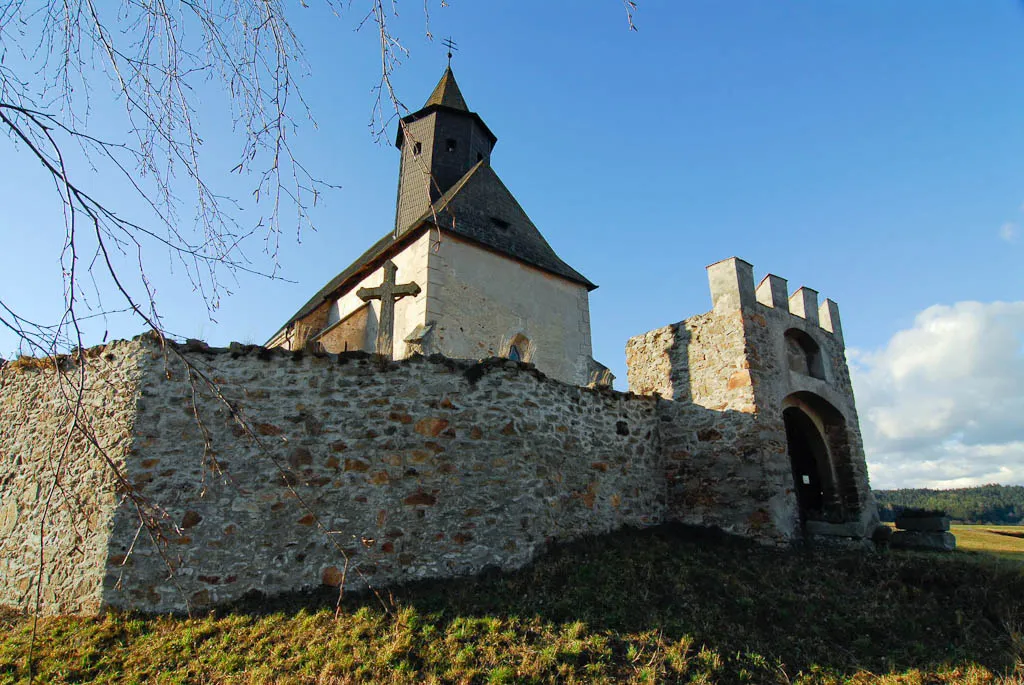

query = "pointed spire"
[[423, 66, 468, 111]]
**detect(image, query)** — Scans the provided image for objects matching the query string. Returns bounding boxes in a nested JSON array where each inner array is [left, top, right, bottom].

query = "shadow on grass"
[[4, 524, 1023, 682], [216, 523, 1024, 679]]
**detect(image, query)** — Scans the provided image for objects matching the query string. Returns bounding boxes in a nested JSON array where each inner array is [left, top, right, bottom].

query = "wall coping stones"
[[894, 516, 951, 532]]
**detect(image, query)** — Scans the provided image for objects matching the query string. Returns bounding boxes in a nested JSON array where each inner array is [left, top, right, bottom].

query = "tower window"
[[413, 142, 422, 155], [508, 345, 522, 362], [490, 217, 510, 230], [446, 138, 457, 152]]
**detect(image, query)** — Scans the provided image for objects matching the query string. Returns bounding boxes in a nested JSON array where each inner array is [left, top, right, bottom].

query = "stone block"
[[805, 520, 864, 538], [706, 257, 755, 313], [819, 299, 843, 340], [894, 516, 950, 532], [890, 530, 956, 552]]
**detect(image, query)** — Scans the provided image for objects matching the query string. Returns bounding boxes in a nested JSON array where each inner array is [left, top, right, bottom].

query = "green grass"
[[1, 525, 1023, 684]]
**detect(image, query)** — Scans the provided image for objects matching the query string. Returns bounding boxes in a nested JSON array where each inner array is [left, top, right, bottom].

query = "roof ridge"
[[414, 163, 596, 290], [416, 160, 487, 226]]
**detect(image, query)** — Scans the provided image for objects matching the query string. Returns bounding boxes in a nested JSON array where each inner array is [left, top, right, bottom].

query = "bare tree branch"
[[0, 5, 640, 666]]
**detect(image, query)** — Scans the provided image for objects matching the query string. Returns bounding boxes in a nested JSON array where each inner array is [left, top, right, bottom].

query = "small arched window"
[[506, 333, 531, 362], [785, 329, 826, 380]]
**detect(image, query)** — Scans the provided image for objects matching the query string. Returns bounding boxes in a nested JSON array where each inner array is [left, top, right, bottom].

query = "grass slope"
[[2, 525, 1023, 684]]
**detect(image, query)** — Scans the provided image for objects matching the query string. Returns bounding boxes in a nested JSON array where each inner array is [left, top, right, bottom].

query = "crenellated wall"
[[626, 257, 878, 545]]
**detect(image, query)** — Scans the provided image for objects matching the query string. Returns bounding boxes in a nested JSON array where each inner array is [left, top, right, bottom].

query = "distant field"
[[952, 524, 1024, 561]]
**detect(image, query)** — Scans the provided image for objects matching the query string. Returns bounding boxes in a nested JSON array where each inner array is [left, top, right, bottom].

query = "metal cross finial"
[[442, 37, 458, 67]]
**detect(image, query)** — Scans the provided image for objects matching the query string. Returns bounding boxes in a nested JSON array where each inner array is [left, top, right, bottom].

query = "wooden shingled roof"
[[267, 69, 594, 344]]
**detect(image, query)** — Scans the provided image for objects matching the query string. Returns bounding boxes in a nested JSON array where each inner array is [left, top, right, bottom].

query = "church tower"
[[394, 67, 497, 232], [269, 64, 610, 387]]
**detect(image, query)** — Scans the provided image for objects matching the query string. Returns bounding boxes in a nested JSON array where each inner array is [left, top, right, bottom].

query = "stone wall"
[[626, 308, 789, 543], [1, 337, 662, 615], [0, 258, 879, 616], [0, 341, 146, 614]]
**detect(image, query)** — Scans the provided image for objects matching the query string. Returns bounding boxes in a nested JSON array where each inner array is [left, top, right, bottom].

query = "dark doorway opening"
[[783, 393, 862, 529], [784, 406, 830, 522]]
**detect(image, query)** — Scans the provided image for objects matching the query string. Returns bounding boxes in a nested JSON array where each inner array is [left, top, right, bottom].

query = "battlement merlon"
[[756, 274, 789, 312], [818, 298, 843, 342], [789, 287, 820, 327], [706, 257, 756, 314], [706, 257, 843, 341]]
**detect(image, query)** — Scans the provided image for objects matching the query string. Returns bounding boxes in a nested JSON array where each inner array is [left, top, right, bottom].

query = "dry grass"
[[7, 355, 62, 373], [1, 524, 1023, 684]]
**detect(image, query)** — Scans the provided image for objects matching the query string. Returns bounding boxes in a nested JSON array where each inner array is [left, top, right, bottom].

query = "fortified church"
[[266, 67, 612, 388], [0, 65, 881, 616]]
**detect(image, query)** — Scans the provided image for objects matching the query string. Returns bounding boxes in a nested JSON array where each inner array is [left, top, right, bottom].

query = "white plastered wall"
[[327, 231, 432, 357], [426, 232, 594, 386]]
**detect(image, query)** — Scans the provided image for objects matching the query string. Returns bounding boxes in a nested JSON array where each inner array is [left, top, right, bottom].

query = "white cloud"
[[850, 301, 1024, 489], [999, 222, 1018, 242]]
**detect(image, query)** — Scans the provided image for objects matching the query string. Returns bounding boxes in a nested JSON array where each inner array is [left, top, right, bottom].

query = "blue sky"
[[2, 2, 1023, 488]]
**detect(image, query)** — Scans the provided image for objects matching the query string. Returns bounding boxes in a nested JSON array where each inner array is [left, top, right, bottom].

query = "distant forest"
[[874, 484, 1024, 524]]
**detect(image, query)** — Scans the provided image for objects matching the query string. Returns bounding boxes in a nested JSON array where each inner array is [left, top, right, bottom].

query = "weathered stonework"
[[0, 341, 147, 613], [0, 46, 882, 615], [627, 258, 879, 546], [0, 257, 880, 616], [890, 516, 956, 551], [1, 338, 662, 615]]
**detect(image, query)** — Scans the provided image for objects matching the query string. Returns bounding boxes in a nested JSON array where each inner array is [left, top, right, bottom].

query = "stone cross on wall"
[[357, 260, 421, 359]]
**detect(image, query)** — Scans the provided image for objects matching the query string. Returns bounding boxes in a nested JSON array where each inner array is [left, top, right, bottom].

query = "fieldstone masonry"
[[0, 257, 879, 615], [627, 258, 878, 544], [0, 342, 147, 614], [1, 338, 663, 614]]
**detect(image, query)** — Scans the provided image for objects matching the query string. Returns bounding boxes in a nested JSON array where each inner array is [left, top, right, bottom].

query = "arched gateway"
[[783, 392, 861, 527]]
